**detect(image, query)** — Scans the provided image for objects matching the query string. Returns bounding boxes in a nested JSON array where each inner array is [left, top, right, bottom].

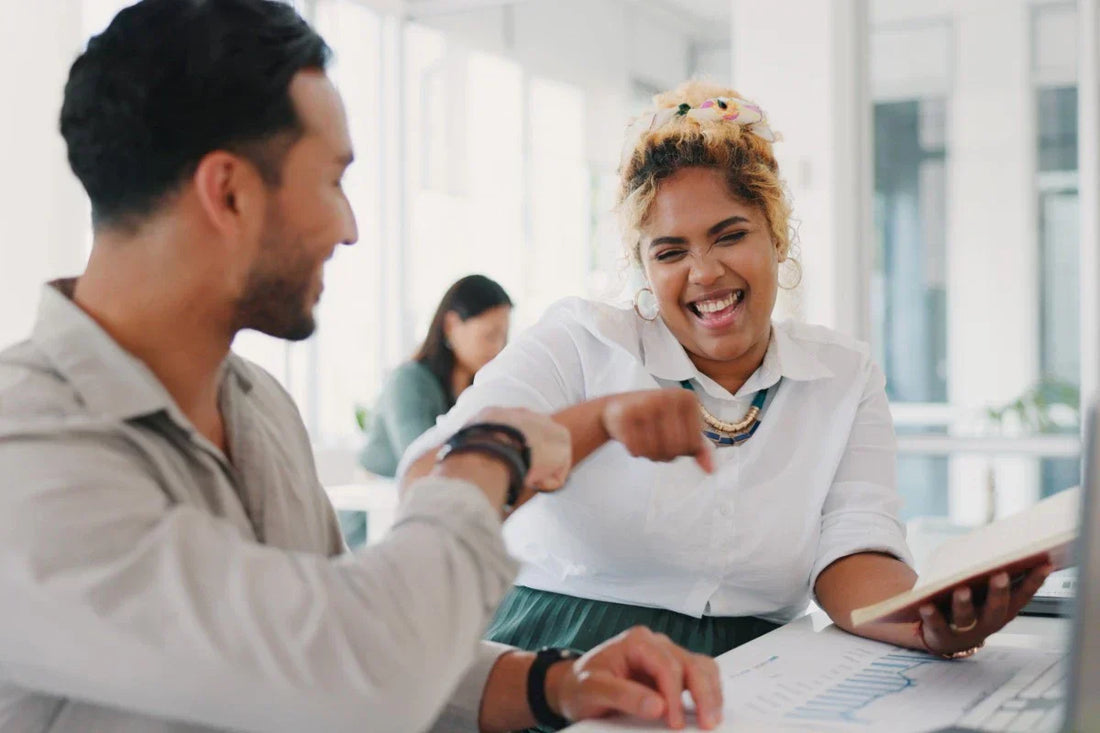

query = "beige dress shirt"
[[0, 282, 517, 732]]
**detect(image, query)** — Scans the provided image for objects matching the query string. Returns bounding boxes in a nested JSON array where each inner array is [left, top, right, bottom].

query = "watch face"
[[539, 647, 581, 660]]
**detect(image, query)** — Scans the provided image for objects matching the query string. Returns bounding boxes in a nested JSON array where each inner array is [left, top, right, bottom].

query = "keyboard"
[[1021, 568, 1078, 617], [947, 656, 1066, 732]]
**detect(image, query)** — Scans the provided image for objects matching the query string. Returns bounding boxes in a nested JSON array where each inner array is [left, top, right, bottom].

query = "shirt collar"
[[639, 316, 834, 399], [30, 279, 251, 425], [751, 321, 835, 387]]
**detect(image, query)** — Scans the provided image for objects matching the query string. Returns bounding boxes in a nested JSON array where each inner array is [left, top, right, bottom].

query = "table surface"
[[565, 612, 1068, 732], [322, 482, 1072, 731], [324, 479, 398, 513]]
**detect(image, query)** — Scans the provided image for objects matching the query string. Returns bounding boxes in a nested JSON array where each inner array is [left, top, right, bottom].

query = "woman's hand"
[[470, 406, 572, 492], [600, 389, 714, 473], [918, 562, 1053, 657]]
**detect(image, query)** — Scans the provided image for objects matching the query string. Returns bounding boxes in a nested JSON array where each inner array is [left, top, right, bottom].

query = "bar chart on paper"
[[719, 626, 1062, 732]]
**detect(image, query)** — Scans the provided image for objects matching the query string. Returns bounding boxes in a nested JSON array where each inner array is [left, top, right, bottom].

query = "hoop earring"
[[633, 287, 659, 322]]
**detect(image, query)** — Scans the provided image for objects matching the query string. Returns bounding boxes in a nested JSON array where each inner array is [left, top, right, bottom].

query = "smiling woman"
[[638, 168, 780, 392], [398, 80, 1050, 680]]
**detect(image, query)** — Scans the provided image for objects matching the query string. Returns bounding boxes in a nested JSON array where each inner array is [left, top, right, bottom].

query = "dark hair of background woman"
[[414, 274, 512, 407]]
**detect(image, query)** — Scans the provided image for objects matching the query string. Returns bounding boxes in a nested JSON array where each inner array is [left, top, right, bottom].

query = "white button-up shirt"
[[402, 297, 914, 623]]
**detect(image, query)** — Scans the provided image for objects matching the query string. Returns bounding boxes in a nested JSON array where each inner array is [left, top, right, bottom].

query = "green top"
[[359, 360, 450, 477]]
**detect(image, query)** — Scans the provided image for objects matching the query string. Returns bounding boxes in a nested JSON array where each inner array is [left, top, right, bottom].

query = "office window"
[[234, 0, 385, 447], [1039, 86, 1080, 388], [869, 1, 1083, 524], [527, 77, 588, 316], [872, 97, 948, 405], [1038, 85, 1080, 498], [403, 24, 590, 341], [871, 97, 950, 522], [313, 0, 384, 444], [404, 31, 524, 338], [896, 438, 950, 521]]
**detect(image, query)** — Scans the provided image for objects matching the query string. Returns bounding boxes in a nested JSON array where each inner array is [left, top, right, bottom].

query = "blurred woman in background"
[[341, 274, 512, 546]]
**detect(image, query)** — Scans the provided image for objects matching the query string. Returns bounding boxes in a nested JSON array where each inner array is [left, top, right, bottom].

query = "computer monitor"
[[1064, 403, 1100, 732]]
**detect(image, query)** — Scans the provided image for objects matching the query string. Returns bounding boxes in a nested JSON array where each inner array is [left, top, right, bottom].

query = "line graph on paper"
[[773, 649, 949, 724], [720, 628, 1061, 732]]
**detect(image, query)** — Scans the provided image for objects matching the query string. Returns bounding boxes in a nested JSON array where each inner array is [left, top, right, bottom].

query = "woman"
[[341, 274, 512, 547], [399, 82, 1048, 662]]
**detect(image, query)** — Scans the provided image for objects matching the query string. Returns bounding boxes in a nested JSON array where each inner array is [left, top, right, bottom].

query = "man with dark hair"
[[0, 1, 723, 731]]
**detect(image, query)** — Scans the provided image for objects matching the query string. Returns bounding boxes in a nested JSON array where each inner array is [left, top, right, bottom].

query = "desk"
[[325, 479, 399, 546], [568, 612, 1068, 732]]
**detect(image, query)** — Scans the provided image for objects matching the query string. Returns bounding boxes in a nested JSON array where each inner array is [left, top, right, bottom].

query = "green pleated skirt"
[[485, 585, 780, 658]]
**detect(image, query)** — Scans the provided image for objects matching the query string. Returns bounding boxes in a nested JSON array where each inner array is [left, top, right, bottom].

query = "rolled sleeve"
[[810, 361, 914, 592], [429, 641, 515, 733], [396, 477, 521, 617]]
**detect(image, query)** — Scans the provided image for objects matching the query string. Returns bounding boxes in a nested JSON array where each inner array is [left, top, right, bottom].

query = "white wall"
[[945, 1, 1041, 520], [870, 0, 1064, 520], [730, 0, 867, 335], [1083, 1, 1100, 409], [410, 0, 698, 164], [0, 3, 89, 347], [408, 0, 703, 294], [731, 0, 1084, 522]]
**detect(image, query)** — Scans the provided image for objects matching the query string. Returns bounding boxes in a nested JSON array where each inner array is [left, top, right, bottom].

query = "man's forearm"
[[478, 650, 572, 733], [432, 452, 509, 508], [402, 399, 613, 508], [478, 651, 536, 732]]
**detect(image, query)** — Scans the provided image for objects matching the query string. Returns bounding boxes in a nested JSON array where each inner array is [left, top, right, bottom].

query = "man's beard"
[[233, 212, 318, 342]]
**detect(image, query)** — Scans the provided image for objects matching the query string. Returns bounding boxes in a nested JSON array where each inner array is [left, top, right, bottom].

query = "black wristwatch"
[[435, 422, 531, 508], [527, 647, 582, 730]]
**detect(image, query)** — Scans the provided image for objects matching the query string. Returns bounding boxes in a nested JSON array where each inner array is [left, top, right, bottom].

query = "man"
[[0, 0, 722, 731]]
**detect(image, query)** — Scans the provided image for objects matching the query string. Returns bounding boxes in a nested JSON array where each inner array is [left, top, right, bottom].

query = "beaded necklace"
[[679, 379, 773, 447]]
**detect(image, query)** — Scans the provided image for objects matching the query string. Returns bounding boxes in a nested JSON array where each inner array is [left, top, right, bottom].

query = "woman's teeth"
[[692, 290, 744, 315]]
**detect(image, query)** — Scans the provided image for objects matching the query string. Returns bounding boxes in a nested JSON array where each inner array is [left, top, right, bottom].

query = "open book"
[[850, 487, 1080, 627]]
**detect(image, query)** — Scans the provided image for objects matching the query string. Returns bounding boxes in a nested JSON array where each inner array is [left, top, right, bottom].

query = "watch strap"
[[436, 424, 530, 507], [527, 647, 581, 730]]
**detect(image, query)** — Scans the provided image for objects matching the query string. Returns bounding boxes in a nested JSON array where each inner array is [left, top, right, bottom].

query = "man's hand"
[[601, 390, 713, 474], [471, 406, 572, 492], [546, 626, 724, 730]]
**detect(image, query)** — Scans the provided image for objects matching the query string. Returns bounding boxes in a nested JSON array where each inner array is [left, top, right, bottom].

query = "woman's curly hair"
[[617, 80, 797, 276]]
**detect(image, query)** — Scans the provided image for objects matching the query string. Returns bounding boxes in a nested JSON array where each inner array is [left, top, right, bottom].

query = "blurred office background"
[[0, 0, 1093, 528]]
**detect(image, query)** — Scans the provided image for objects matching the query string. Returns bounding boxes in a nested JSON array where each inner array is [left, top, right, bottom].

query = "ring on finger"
[[938, 643, 984, 660], [948, 618, 978, 633]]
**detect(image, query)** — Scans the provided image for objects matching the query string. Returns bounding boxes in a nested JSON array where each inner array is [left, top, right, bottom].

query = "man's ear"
[[192, 151, 265, 237]]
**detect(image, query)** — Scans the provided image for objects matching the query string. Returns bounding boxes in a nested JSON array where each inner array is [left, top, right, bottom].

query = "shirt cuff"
[[810, 510, 915, 594], [396, 474, 502, 534], [394, 476, 520, 615], [428, 641, 515, 733]]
